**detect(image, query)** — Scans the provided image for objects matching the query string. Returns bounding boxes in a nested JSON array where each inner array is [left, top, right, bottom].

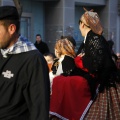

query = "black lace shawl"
[[77, 30, 118, 95], [78, 30, 116, 74]]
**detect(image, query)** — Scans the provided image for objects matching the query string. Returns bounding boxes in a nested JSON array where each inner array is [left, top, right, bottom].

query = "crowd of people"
[[0, 5, 120, 120], [49, 9, 120, 120]]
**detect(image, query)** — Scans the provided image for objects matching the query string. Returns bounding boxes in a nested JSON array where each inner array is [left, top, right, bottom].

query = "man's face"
[[0, 22, 11, 49], [36, 35, 41, 43], [0, 21, 16, 49]]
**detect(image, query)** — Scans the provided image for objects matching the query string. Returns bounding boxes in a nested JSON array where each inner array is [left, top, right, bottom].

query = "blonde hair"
[[54, 38, 76, 58]]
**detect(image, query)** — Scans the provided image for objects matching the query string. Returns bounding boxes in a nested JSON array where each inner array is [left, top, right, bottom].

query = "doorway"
[[20, 17, 31, 41]]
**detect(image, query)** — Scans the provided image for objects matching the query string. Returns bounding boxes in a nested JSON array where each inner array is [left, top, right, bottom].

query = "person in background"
[[49, 38, 76, 87], [34, 34, 49, 54], [49, 37, 91, 120], [107, 40, 118, 63], [61, 35, 76, 49], [75, 8, 120, 119], [0, 6, 50, 120], [48, 38, 76, 97], [44, 52, 55, 72]]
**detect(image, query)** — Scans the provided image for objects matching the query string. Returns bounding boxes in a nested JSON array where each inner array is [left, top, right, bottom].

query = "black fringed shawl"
[[75, 30, 118, 97]]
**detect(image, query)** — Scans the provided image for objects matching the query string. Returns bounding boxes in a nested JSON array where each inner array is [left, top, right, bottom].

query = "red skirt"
[[50, 75, 91, 120]]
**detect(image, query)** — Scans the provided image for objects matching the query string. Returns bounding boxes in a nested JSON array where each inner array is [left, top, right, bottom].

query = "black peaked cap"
[[0, 6, 19, 20]]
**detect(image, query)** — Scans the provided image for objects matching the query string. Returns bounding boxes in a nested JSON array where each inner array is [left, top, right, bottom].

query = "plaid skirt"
[[83, 82, 120, 120]]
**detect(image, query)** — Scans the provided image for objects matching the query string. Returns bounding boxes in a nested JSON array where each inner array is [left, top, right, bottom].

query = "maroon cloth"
[[50, 75, 91, 120]]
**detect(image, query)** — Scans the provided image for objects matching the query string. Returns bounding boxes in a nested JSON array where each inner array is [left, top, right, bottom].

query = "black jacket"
[[52, 55, 75, 76], [0, 50, 50, 120], [34, 41, 49, 54]]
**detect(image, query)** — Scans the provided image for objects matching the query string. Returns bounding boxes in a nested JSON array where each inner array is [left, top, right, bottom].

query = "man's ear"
[[8, 24, 16, 35]]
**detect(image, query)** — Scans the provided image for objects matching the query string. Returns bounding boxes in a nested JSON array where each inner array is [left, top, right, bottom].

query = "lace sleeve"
[[83, 36, 104, 73]]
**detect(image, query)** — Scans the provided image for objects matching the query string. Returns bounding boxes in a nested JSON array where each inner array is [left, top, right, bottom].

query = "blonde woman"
[[49, 37, 91, 119], [75, 9, 120, 120], [49, 38, 76, 88]]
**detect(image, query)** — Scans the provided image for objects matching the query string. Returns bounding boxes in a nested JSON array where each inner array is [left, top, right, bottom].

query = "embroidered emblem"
[[2, 70, 14, 79]]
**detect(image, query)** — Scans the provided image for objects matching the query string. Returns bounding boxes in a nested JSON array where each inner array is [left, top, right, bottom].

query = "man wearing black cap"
[[0, 6, 50, 120]]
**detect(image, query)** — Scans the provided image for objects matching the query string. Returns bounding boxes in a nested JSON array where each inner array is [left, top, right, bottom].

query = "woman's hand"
[[78, 53, 85, 57]]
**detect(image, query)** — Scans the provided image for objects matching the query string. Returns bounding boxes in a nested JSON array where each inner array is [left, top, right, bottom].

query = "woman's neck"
[[84, 28, 91, 37]]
